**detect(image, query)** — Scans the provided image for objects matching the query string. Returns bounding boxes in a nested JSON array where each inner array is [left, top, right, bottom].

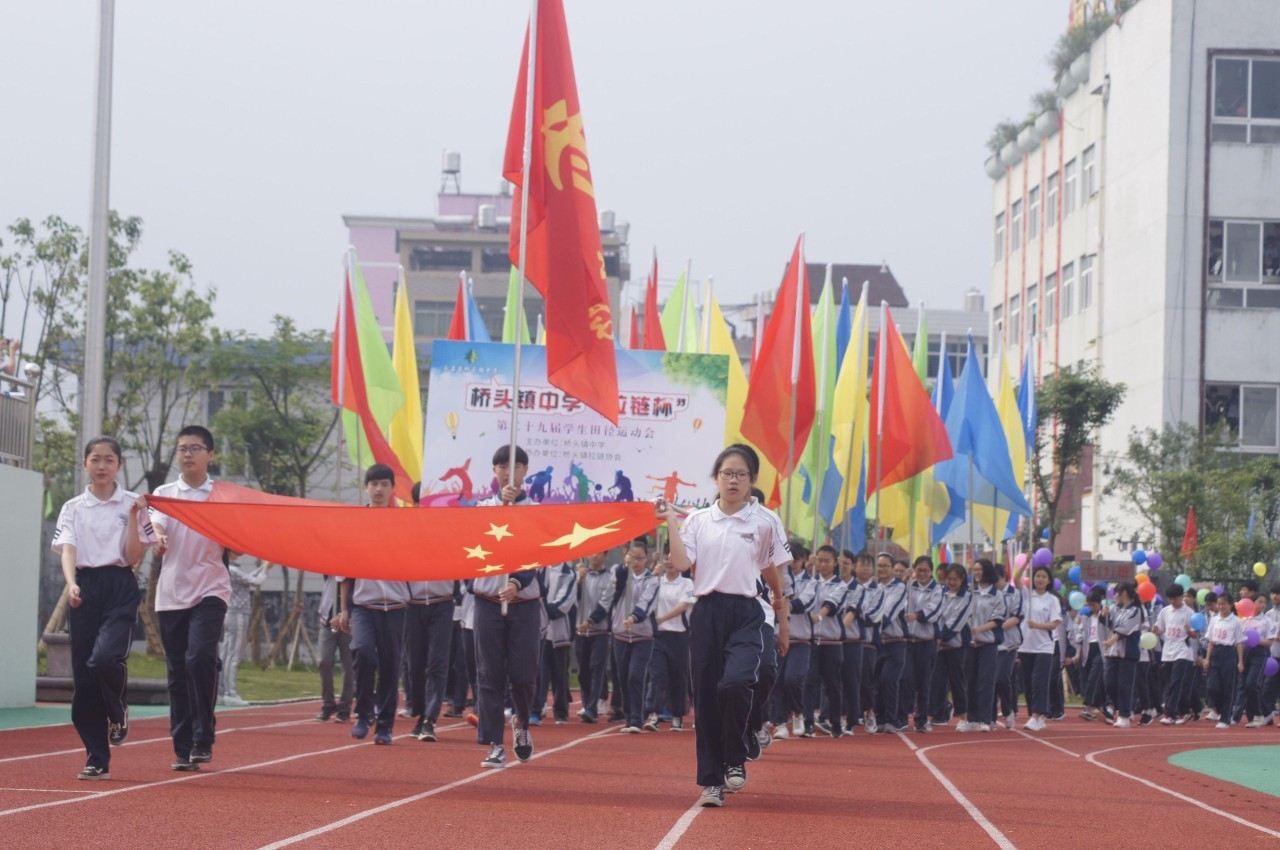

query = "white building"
[[986, 0, 1280, 558]]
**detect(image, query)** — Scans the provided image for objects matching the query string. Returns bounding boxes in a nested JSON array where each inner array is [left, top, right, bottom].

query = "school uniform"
[[537, 564, 577, 722], [316, 576, 354, 718], [747, 581, 779, 740], [679, 498, 790, 788], [1206, 613, 1244, 719], [1264, 606, 1280, 714], [219, 560, 267, 703], [445, 595, 469, 715], [1104, 602, 1142, 719], [905, 578, 944, 728], [590, 564, 659, 730], [996, 584, 1024, 721], [349, 578, 409, 736], [52, 485, 149, 773], [839, 577, 867, 730], [858, 579, 885, 722], [1077, 609, 1106, 710], [1238, 613, 1274, 723], [1019, 590, 1060, 717], [405, 580, 456, 727], [576, 566, 613, 720], [1154, 604, 1195, 718], [874, 578, 910, 730], [647, 573, 696, 722], [470, 566, 541, 745], [778, 567, 816, 727], [965, 584, 1002, 726], [147, 476, 230, 760], [930, 587, 972, 722], [804, 574, 848, 732]]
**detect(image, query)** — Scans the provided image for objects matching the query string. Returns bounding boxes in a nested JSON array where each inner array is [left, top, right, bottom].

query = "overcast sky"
[[1, 1, 1067, 338]]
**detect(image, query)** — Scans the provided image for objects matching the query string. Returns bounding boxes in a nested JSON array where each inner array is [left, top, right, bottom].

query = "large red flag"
[[1181, 506, 1198, 559], [504, 0, 618, 423], [741, 236, 815, 477], [446, 273, 468, 342], [866, 306, 953, 496], [642, 254, 666, 351]]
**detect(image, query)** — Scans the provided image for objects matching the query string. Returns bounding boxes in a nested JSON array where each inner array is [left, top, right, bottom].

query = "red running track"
[[1, 703, 1278, 849]]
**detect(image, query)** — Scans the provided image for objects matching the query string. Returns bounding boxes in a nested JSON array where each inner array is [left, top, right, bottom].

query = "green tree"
[[1031, 367, 1125, 553]]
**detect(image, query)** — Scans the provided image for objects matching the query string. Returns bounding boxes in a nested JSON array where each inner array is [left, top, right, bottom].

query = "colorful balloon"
[[1135, 572, 1150, 585], [1266, 658, 1279, 678], [1245, 629, 1261, 648], [1147, 552, 1163, 570], [1137, 581, 1157, 603], [1237, 598, 1256, 618], [1032, 547, 1054, 568], [1196, 588, 1210, 606], [1014, 553, 1028, 570], [1175, 574, 1193, 591], [1069, 591, 1086, 610], [1053, 578, 1063, 592], [1068, 564, 1081, 583], [1132, 549, 1147, 566], [1139, 632, 1158, 651], [1189, 612, 1207, 632], [1254, 562, 1268, 577]]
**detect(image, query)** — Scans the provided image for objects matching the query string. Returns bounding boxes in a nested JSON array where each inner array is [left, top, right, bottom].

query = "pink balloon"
[[1237, 598, 1256, 618], [1014, 553, 1029, 569]]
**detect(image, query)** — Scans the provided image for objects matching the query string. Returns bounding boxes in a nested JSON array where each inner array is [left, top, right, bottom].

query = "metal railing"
[[0, 371, 37, 469]]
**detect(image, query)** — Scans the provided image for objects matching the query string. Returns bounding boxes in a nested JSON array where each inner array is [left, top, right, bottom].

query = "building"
[[985, 0, 1280, 557], [344, 152, 630, 352]]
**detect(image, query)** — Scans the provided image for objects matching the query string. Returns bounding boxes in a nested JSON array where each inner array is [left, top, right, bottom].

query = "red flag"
[[866, 306, 953, 496], [627, 305, 640, 349], [504, 0, 618, 423], [642, 254, 666, 351], [741, 236, 815, 476], [447, 274, 468, 342], [1181, 506, 1198, 559]]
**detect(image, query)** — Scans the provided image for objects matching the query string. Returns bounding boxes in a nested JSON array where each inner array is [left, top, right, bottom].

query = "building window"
[[1079, 255, 1095, 311], [1028, 186, 1041, 243], [994, 212, 1006, 262], [1061, 261, 1076, 319], [992, 304, 1003, 341], [207, 389, 225, 420], [1026, 283, 1039, 338], [1082, 145, 1098, 197], [481, 249, 512, 274], [1044, 272, 1057, 327], [1063, 159, 1079, 215], [1206, 383, 1279, 451], [409, 246, 473, 272], [413, 301, 455, 337], [1207, 219, 1280, 308], [1008, 293, 1021, 343], [1011, 200, 1023, 252], [1046, 172, 1059, 229], [1213, 57, 1280, 144]]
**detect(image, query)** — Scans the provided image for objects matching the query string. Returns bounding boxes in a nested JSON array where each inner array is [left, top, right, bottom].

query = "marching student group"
[[53, 428, 1280, 807]]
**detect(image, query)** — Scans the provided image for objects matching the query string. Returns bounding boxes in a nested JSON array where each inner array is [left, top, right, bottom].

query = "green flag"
[[502, 266, 532, 344], [660, 269, 700, 353], [787, 266, 836, 542]]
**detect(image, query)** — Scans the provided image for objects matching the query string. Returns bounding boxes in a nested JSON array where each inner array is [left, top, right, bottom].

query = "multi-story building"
[[986, 0, 1280, 557]]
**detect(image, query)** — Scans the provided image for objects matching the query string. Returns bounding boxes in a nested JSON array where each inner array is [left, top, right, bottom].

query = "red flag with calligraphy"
[[504, 0, 618, 423], [148, 482, 658, 582]]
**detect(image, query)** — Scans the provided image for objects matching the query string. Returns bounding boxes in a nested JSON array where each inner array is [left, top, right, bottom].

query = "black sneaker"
[[698, 785, 724, 807], [481, 744, 506, 769], [1138, 712, 1154, 726], [670, 717, 684, 732], [513, 724, 533, 762], [171, 756, 199, 772], [411, 718, 425, 739], [801, 724, 816, 738], [351, 719, 371, 739], [316, 705, 337, 722], [108, 709, 129, 747], [190, 747, 212, 764], [335, 709, 351, 723], [1102, 707, 1116, 726], [580, 712, 598, 724], [745, 730, 762, 762], [417, 721, 437, 742], [607, 708, 624, 722], [814, 719, 833, 737], [443, 706, 463, 718], [724, 764, 747, 793], [77, 766, 110, 781]]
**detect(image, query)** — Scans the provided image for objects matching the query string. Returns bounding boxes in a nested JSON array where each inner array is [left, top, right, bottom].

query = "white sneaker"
[[1206, 710, 1220, 721], [976, 723, 992, 732], [773, 724, 790, 740], [1246, 719, 1263, 728], [1160, 716, 1174, 726], [792, 714, 805, 737], [1003, 715, 1017, 730], [1215, 721, 1230, 730], [955, 720, 972, 733], [1114, 717, 1131, 728], [1174, 714, 1190, 725]]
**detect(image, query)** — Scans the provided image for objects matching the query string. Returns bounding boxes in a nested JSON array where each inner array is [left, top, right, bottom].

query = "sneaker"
[[758, 727, 773, 749], [374, 730, 393, 745], [658, 713, 673, 723], [792, 715, 805, 737], [975, 723, 992, 732], [772, 724, 790, 740], [955, 720, 972, 733], [814, 719, 833, 737], [1215, 721, 1230, 730], [513, 726, 533, 762], [1050, 712, 1067, 722], [670, 717, 684, 732], [481, 744, 506, 769], [171, 756, 199, 772], [1246, 718, 1263, 728], [1102, 707, 1116, 726], [1114, 717, 1132, 728], [109, 708, 129, 747], [1138, 713, 1154, 726], [698, 785, 724, 808], [417, 721, 438, 742], [411, 718, 425, 739], [580, 712, 599, 724], [1080, 709, 1097, 722], [465, 713, 479, 727], [643, 714, 660, 732], [801, 724, 816, 738], [1003, 715, 1017, 730], [555, 718, 568, 725], [1206, 710, 1221, 721], [528, 714, 542, 727], [335, 710, 351, 723], [883, 724, 908, 733], [443, 706, 463, 718], [351, 719, 371, 740], [316, 705, 338, 722], [190, 747, 212, 764], [914, 722, 930, 734], [620, 725, 641, 734], [503, 708, 513, 719], [724, 764, 747, 792], [77, 766, 110, 781], [607, 708, 625, 723], [399, 708, 413, 719], [745, 730, 762, 761], [865, 717, 879, 735], [221, 695, 250, 707], [1174, 714, 1190, 726]]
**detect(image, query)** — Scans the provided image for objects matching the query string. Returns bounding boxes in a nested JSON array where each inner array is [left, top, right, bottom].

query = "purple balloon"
[[1147, 552, 1163, 570], [1106, 585, 1116, 598], [1033, 547, 1054, 568], [1154, 595, 1165, 606], [1214, 584, 1225, 594], [1053, 578, 1063, 591], [1246, 629, 1261, 648], [1266, 658, 1279, 678]]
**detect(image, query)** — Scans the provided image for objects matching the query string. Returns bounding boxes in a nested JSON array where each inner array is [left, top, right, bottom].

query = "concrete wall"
[[0, 464, 42, 707]]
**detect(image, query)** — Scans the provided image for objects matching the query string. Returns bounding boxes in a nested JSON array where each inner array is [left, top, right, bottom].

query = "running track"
[[2, 702, 1278, 848]]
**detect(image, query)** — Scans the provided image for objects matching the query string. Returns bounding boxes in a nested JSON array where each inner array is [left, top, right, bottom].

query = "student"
[[1152, 583, 1197, 724], [905, 556, 944, 733], [316, 574, 354, 722], [959, 559, 1002, 732], [859, 554, 888, 732], [747, 574, 783, 758], [1019, 565, 1062, 732], [587, 540, 659, 734], [1239, 595, 1274, 727], [53, 436, 150, 780], [659, 445, 788, 809], [646, 548, 695, 732], [1230, 580, 1262, 724], [1263, 586, 1280, 719], [805, 546, 848, 737], [219, 557, 270, 707], [872, 559, 910, 733], [1103, 583, 1143, 728], [773, 545, 814, 739], [335, 464, 408, 746], [930, 564, 971, 726], [537, 561, 577, 725], [838, 552, 870, 733], [1076, 586, 1107, 720], [1205, 591, 1245, 729], [575, 552, 612, 723], [994, 562, 1024, 730], [143, 426, 231, 771], [404, 573, 456, 743]]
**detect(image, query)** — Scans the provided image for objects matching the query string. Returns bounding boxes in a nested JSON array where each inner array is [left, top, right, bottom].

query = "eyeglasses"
[[176, 445, 208, 455], [717, 470, 750, 481]]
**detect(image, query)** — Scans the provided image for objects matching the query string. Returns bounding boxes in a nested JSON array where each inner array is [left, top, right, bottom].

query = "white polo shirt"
[[679, 499, 790, 598], [1156, 605, 1195, 663], [150, 476, 231, 611], [52, 484, 143, 567], [1207, 613, 1243, 647], [1020, 590, 1061, 654], [655, 574, 695, 633]]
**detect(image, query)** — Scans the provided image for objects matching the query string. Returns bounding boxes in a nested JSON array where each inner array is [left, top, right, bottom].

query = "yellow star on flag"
[[521, 561, 543, 570], [477, 564, 505, 574], [485, 523, 514, 541], [464, 544, 492, 560], [542, 520, 622, 549]]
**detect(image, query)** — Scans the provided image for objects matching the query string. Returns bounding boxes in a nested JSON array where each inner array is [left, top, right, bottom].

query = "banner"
[[422, 341, 728, 509]]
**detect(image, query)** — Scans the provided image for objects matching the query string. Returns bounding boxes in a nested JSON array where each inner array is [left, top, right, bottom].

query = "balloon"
[[1135, 572, 1150, 585], [1214, 584, 1224, 594], [1021, 575, 1031, 587], [1069, 591, 1086, 610], [1139, 632, 1158, 651], [1137, 582, 1157, 603], [1033, 547, 1054, 568], [1147, 552, 1163, 570], [1132, 550, 1147, 566], [1175, 574, 1193, 591], [1136, 563, 1150, 574], [1196, 588, 1210, 606], [1245, 629, 1261, 648], [1266, 658, 1279, 678], [1068, 565, 1081, 583], [1189, 612, 1207, 632], [1041, 528, 1051, 540], [1154, 595, 1165, 606], [1237, 598, 1256, 618], [1254, 562, 1268, 577], [1106, 585, 1116, 598], [1053, 578, 1063, 592], [1014, 553, 1028, 569]]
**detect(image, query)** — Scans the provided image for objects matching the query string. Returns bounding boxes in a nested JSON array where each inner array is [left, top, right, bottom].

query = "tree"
[[1031, 367, 1125, 553]]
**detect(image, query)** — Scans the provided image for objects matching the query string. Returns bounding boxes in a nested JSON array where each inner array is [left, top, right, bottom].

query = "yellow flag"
[[828, 291, 868, 519], [389, 281, 424, 488]]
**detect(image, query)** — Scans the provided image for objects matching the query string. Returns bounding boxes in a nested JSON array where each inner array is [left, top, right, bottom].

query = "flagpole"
[[873, 301, 887, 553], [702, 277, 713, 353], [928, 329, 946, 557], [677, 258, 692, 352], [783, 237, 805, 535], [337, 251, 351, 503], [810, 265, 832, 551], [907, 302, 926, 559]]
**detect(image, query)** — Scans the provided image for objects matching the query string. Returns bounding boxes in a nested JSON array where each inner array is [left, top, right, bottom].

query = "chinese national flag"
[[1181, 506, 1198, 559], [504, 0, 618, 423], [741, 236, 815, 476], [642, 254, 666, 351]]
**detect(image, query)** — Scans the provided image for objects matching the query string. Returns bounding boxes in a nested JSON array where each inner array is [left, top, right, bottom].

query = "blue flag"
[[834, 279, 852, 374], [1016, 346, 1036, 460], [931, 354, 967, 543], [465, 284, 492, 343]]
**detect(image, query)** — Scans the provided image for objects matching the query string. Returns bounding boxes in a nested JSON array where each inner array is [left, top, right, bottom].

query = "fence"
[[0, 372, 36, 469]]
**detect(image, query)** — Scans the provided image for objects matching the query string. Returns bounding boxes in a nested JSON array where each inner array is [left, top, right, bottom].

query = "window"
[[1008, 293, 1021, 343], [994, 212, 1006, 261], [1061, 261, 1076, 319], [409, 246, 473, 271], [1044, 272, 1058, 327], [207, 390, 225, 420], [480, 249, 512, 274], [1046, 172, 1059, 229], [413, 301, 455, 337], [1028, 186, 1041, 243], [1208, 219, 1280, 307], [992, 304, 1003, 341], [1206, 383, 1279, 450], [1213, 57, 1280, 144], [1082, 145, 1098, 197], [1011, 200, 1023, 252], [1063, 159, 1078, 215], [1079, 255, 1095, 311], [1026, 283, 1039, 337]]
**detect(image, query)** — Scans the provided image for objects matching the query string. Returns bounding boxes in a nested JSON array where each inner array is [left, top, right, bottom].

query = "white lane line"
[[256, 725, 619, 849], [0, 788, 97, 794], [895, 731, 918, 751], [653, 802, 704, 850], [1013, 730, 1080, 757], [911, 739, 1018, 850], [1085, 742, 1280, 839]]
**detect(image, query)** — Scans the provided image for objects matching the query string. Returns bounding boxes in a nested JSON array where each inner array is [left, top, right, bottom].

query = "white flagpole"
[[873, 301, 888, 552], [783, 236, 805, 534], [677, 258, 692, 353], [702, 277, 714, 353]]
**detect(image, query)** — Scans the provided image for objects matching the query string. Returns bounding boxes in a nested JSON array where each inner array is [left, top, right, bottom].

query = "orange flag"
[[504, 0, 618, 423], [148, 482, 658, 582], [741, 236, 815, 477], [643, 253, 666, 351], [866, 306, 952, 496], [1181, 506, 1198, 559]]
